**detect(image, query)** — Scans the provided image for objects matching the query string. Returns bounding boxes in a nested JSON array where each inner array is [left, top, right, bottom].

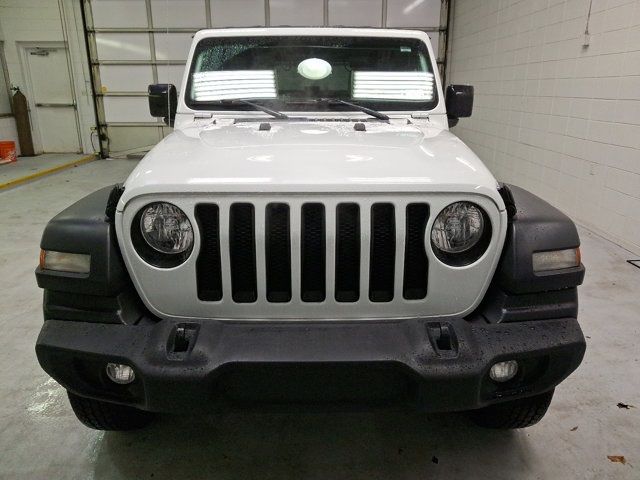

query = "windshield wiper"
[[218, 99, 289, 119], [318, 98, 389, 121]]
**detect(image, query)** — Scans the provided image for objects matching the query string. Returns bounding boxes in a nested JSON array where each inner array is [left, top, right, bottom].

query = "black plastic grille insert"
[[229, 203, 257, 303], [195, 204, 223, 301], [335, 203, 360, 302], [265, 203, 292, 303], [403, 203, 429, 299], [369, 203, 396, 302], [301, 203, 326, 302]]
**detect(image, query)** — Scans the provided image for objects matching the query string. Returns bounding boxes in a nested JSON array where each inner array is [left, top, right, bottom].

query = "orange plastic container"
[[0, 141, 17, 164]]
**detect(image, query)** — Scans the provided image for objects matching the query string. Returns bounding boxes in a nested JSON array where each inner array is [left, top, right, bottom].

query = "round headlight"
[[431, 202, 485, 254], [140, 202, 193, 254]]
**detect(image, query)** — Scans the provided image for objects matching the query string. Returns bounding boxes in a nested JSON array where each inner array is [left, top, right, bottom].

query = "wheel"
[[469, 389, 554, 429], [67, 391, 156, 431]]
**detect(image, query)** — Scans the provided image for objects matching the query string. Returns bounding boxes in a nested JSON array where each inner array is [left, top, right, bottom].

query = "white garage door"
[[84, 0, 449, 157]]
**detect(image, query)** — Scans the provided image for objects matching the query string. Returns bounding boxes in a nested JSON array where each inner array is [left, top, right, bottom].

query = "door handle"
[[35, 102, 76, 108]]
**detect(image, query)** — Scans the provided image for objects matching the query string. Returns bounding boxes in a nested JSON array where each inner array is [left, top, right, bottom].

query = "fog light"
[[489, 360, 518, 383], [106, 363, 135, 384]]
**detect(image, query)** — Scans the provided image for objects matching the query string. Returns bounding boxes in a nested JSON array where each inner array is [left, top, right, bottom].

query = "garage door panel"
[[87, 0, 447, 157], [154, 33, 195, 61], [100, 65, 154, 92], [150, 0, 207, 28], [107, 125, 163, 153], [91, 0, 148, 28], [157, 64, 186, 91], [329, 0, 383, 27], [386, 0, 442, 28], [104, 97, 156, 123], [211, 0, 266, 27], [270, 0, 324, 26], [95, 33, 151, 61], [429, 35, 440, 59]]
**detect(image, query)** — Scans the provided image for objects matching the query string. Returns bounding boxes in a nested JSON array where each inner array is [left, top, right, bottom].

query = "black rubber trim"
[[36, 185, 151, 325], [37, 186, 129, 297], [496, 185, 585, 294], [36, 317, 585, 414], [475, 286, 579, 323], [43, 289, 144, 325], [498, 183, 517, 219], [105, 184, 124, 222]]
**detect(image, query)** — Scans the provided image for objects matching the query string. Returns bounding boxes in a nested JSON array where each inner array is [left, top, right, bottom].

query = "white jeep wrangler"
[[36, 28, 585, 431]]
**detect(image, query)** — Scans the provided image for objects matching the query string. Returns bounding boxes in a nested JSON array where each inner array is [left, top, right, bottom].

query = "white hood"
[[120, 121, 503, 209]]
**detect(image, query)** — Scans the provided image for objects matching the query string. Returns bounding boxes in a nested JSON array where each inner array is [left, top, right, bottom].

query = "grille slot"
[[301, 203, 326, 302], [229, 203, 257, 303], [403, 203, 429, 300], [265, 203, 292, 303], [335, 203, 360, 302], [195, 204, 223, 301], [369, 203, 396, 302]]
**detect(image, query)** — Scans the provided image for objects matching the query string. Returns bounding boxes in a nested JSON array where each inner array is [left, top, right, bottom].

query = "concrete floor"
[[0, 153, 93, 187], [0, 159, 638, 479]]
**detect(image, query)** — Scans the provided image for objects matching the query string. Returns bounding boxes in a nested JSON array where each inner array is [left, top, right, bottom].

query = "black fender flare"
[[495, 184, 585, 294]]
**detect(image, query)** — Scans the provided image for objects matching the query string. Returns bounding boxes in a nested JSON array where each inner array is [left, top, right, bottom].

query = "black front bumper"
[[36, 316, 585, 413]]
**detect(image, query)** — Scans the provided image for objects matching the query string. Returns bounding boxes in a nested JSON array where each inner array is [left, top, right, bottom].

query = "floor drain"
[[627, 260, 640, 270]]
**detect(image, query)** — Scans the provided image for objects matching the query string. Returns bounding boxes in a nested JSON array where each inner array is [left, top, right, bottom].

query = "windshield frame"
[[183, 33, 440, 115]]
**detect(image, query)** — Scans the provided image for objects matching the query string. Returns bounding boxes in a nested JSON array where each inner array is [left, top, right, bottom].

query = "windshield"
[[186, 36, 438, 113]]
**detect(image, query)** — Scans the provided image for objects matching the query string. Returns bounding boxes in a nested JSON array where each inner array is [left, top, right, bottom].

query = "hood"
[[120, 121, 502, 208]]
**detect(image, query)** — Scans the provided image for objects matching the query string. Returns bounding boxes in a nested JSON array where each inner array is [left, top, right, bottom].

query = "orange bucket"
[[0, 141, 17, 164]]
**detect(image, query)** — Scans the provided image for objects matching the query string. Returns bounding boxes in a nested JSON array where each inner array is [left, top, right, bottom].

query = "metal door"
[[25, 46, 81, 153]]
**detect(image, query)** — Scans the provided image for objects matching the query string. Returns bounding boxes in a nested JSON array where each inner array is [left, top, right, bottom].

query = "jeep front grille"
[[120, 193, 505, 320], [195, 201, 430, 304]]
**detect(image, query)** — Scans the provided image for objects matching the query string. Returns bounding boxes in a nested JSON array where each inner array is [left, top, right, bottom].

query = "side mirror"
[[148, 84, 177, 126], [445, 85, 474, 128]]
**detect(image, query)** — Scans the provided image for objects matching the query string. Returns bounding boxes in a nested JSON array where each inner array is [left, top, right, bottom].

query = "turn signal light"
[[40, 250, 90, 274], [532, 248, 580, 273]]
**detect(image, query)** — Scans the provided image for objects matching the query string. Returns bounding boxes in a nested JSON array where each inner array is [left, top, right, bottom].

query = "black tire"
[[469, 389, 554, 429], [67, 391, 156, 431]]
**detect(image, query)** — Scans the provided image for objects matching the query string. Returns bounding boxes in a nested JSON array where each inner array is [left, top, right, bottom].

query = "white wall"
[[449, 0, 640, 255], [0, 13, 19, 153], [0, 0, 96, 155]]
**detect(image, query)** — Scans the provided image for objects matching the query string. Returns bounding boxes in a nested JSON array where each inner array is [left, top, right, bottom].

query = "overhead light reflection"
[[456, 156, 477, 171], [403, 0, 426, 15], [419, 146, 435, 157], [95, 36, 150, 57], [192, 70, 277, 101], [187, 177, 271, 184], [349, 177, 432, 183]]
